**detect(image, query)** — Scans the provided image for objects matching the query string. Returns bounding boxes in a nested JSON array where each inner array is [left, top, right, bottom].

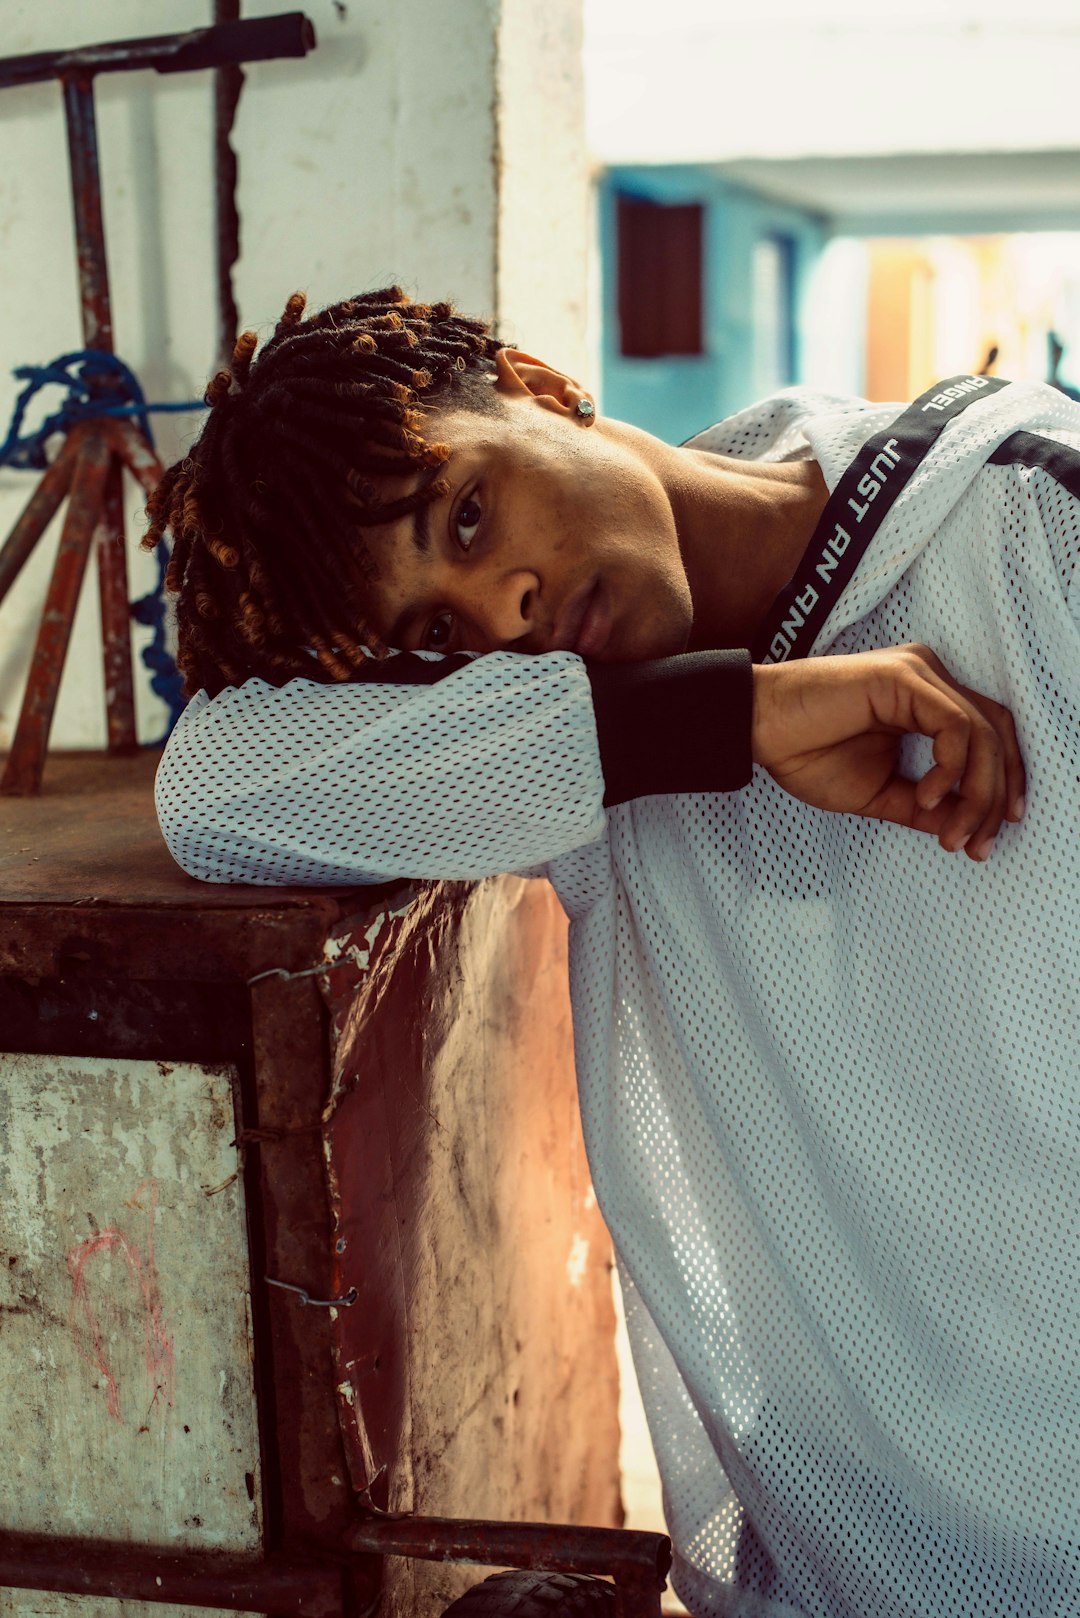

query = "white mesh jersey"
[[157, 379, 1080, 1618]]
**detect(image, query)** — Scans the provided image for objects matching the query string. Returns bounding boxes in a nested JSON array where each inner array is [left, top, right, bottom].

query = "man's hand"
[[752, 644, 1026, 861]]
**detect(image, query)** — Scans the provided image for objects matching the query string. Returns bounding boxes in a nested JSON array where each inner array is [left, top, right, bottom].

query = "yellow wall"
[[863, 234, 1077, 401]]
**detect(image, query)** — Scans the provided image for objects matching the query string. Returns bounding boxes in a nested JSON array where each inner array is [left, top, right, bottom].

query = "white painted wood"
[[0, 1053, 262, 1617]]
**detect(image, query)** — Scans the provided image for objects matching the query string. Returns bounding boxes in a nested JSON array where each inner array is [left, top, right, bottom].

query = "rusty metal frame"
[[0, 413, 168, 795], [0, 15, 315, 795], [0, 62, 156, 795], [0, 1517, 670, 1618], [0, 15, 315, 90], [347, 1514, 672, 1618], [0, 1532, 348, 1617]]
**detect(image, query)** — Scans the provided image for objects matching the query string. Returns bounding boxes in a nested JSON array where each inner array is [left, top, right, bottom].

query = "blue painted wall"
[[599, 165, 827, 444]]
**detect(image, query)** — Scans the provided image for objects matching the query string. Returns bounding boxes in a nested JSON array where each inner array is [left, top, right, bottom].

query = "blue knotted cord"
[[0, 349, 205, 470], [0, 349, 207, 741]]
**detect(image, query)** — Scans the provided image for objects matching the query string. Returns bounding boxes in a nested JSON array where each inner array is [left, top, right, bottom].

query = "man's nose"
[[460, 567, 540, 649]]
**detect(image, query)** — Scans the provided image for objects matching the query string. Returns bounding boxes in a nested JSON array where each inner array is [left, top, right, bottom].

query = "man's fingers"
[[949, 688, 1025, 859], [872, 775, 955, 836], [971, 689, 1027, 823], [903, 670, 1010, 856], [939, 711, 1005, 856], [876, 775, 1009, 855]]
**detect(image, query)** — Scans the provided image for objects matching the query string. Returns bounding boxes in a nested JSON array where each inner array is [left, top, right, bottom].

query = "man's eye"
[[455, 495, 482, 551], [424, 612, 455, 652]]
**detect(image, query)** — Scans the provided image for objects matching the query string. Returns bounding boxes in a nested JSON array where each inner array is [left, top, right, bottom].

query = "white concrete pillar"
[[496, 1, 590, 378]]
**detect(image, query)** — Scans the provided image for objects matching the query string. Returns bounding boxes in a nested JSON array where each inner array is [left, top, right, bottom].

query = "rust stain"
[[66, 1177, 175, 1425]]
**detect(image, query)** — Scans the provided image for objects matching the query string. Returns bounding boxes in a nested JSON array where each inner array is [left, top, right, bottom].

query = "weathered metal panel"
[[246, 973, 359, 1556], [1, 1594, 175, 1618], [322, 877, 622, 1618], [0, 1053, 263, 1617], [0, 1590, 260, 1618], [0, 753, 627, 1614], [0, 752, 377, 967]]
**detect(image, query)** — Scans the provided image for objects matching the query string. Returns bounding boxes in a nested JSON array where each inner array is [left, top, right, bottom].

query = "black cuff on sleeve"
[[586, 648, 754, 807]]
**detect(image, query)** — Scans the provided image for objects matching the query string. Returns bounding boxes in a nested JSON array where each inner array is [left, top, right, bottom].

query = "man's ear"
[[494, 348, 594, 418]]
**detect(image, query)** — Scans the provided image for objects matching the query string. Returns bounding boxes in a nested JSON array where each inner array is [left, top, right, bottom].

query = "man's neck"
[[674, 449, 830, 650], [600, 417, 829, 651]]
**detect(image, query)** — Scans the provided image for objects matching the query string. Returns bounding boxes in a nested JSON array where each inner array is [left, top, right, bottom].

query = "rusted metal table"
[[0, 751, 667, 1618]]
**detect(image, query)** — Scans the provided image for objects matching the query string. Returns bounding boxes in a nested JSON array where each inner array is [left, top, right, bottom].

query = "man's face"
[[360, 358, 695, 662]]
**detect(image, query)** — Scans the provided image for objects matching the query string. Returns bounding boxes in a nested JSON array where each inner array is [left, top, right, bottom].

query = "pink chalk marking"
[[67, 1178, 175, 1425]]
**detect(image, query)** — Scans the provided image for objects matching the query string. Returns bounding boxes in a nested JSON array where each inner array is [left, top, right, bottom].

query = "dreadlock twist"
[[141, 287, 503, 698]]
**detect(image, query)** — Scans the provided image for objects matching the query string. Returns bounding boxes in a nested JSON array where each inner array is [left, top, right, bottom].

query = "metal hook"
[[357, 1464, 390, 1513], [265, 1276, 357, 1308], [247, 960, 346, 986]]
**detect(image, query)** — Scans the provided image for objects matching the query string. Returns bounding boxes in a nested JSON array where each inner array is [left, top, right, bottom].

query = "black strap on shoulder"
[[987, 428, 1080, 499], [750, 374, 1011, 665]]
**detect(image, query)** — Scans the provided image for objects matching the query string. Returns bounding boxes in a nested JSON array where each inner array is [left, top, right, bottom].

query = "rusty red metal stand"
[[0, 15, 314, 796], [0, 415, 164, 797]]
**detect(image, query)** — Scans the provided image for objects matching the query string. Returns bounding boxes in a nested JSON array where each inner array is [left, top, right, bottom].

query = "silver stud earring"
[[575, 398, 595, 420]]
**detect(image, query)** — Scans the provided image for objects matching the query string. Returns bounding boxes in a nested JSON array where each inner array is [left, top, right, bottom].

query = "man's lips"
[[551, 579, 612, 658]]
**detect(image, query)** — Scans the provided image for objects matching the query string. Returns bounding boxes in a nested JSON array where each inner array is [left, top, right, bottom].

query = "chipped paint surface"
[[0, 1053, 262, 1616], [320, 877, 622, 1617], [320, 903, 411, 974]]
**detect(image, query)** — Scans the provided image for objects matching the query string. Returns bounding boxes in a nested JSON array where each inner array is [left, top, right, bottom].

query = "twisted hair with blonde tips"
[[141, 287, 504, 699]]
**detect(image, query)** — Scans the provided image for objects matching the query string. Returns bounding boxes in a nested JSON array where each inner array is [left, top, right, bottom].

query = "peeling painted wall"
[[0, 1054, 261, 1618]]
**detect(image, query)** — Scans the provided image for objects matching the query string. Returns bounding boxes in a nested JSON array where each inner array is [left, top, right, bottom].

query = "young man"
[[147, 290, 1080, 1618]]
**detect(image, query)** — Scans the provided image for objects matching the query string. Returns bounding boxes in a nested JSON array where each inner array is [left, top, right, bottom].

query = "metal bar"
[[349, 1516, 669, 1618], [60, 73, 137, 755], [61, 72, 112, 353], [0, 435, 76, 607], [112, 416, 166, 496], [247, 974, 365, 1558], [613, 1566, 666, 1618], [346, 1515, 671, 1584], [0, 15, 315, 90], [0, 1533, 344, 1617], [214, 0, 244, 371], [96, 452, 137, 752], [1, 426, 109, 796]]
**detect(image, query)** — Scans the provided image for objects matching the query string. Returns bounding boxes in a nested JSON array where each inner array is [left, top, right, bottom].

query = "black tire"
[[440, 1569, 616, 1616]]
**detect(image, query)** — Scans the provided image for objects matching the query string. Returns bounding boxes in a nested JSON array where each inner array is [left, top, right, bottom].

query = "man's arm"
[[157, 641, 1024, 888]]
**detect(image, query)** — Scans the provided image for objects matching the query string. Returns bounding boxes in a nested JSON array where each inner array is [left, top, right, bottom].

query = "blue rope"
[[0, 348, 206, 469], [0, 349, 207, 741]]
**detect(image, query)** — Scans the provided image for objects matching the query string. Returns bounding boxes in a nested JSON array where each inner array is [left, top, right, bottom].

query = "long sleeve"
[[589, 649, 752, 805], [155, 647, 753, 886]]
